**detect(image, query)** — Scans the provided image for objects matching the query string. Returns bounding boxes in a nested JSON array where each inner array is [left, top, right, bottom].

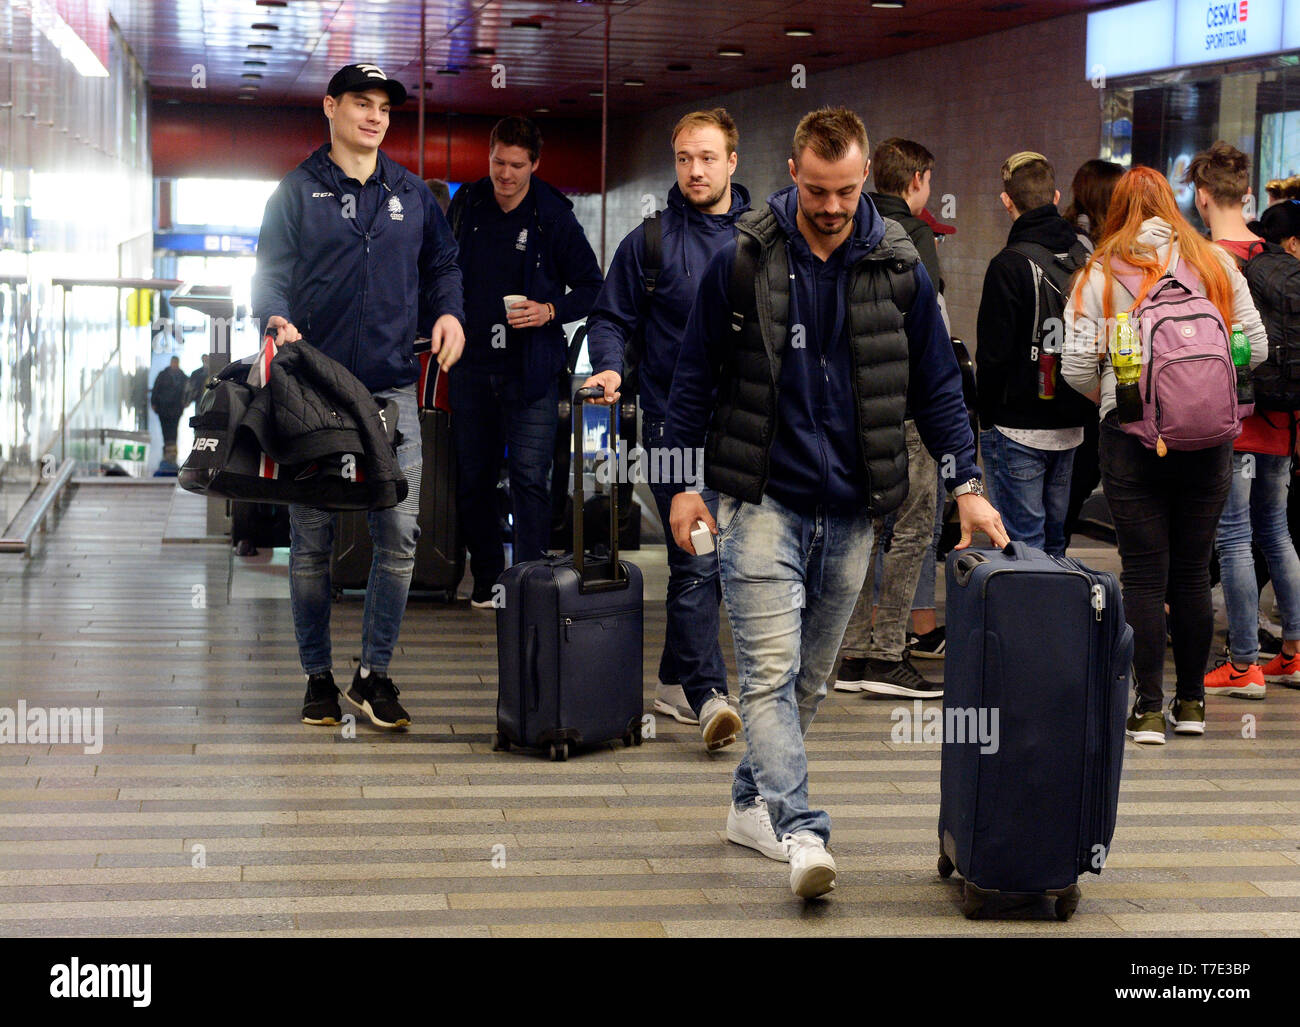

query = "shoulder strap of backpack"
[[641, 211, 662, 298], [728, 231, 760, 335]]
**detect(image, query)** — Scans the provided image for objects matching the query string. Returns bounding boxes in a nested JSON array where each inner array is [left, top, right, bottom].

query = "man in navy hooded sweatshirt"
[[582, 108, 748, 754], [666, 107, 1007, 899], [253, 64, 465, 731], [447, 117, 604, 606]]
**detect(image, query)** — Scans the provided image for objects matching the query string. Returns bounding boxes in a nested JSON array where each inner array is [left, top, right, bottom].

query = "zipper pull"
[[1091, 583, 1105, 622]]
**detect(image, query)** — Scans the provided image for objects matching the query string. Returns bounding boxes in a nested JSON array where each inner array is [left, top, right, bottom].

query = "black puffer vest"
[[703, 206, 918, 514]]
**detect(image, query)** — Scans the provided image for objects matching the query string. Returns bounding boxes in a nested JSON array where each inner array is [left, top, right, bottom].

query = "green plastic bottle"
[[1230, 323, 1253, 405]]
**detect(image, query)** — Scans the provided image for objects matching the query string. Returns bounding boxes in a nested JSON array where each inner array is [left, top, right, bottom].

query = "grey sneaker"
[[653, 683, 698, 725], [861, 656, 943, 699], [699, 691, 742, 751], [726, 796, 788, 862]]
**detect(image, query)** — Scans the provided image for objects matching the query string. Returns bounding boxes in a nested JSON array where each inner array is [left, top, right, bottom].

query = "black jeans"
[[1098, 415, 1232, 713]]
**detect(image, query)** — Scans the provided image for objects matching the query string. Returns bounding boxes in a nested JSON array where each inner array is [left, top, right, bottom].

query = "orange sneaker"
[[1203, 660, 1265, 699], [1260, 650, 1300, 686]]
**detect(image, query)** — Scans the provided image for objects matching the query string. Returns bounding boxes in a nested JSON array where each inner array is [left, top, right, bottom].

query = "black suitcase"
[[493, 386, 645, 761], [331, 407, 464, 599], [938, 542, 1133, 920], [230, 501, 291, 550]]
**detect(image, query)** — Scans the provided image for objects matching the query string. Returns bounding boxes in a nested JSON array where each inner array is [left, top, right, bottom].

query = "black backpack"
[[1008, 239, 1092, 375], [1240, 240, 1300, 411], [618, 211, 662, 401]]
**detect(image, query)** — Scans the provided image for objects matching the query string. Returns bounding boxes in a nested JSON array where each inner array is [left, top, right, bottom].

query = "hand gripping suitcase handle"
[[571, 385, 623, 587]]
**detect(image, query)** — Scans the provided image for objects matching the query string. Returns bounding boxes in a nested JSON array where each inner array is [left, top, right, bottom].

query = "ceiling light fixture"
[[250, 23, 279, 31], [247, 43, 273, 50], [717, 47, 744, 57], [784, 27, 814, 37], [623, 78, 644, 86], [870, 1, 905, 8]]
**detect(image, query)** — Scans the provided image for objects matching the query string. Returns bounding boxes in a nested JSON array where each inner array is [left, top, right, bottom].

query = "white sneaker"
[[652, 684, 698, 725], [726, 797, 788, 862], [699, 691, 742, 751], [783, 831, 837, 898]]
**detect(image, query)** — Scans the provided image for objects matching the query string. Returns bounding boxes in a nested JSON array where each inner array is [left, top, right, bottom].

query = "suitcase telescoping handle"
[[572, 385, 624, 588]]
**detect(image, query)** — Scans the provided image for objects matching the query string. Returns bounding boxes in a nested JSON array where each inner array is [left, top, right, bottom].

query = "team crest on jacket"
[[388, 195, 404, 221]]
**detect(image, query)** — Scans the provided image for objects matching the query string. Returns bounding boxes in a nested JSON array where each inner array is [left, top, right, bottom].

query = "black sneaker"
[[346, 668, 411, 729], [833, 657, 870, 693], [861, 656, 943, 699], [301, 672, 341, 726], [906, 626, 946, 660], [470, 583, 496, 610]]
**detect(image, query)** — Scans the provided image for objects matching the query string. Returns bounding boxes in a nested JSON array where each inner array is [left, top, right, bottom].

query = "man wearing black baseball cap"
[[253, 63, 465, 730]]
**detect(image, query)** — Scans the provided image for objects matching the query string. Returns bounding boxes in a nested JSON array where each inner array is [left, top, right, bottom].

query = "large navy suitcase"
[[493, 386, 645, 761], [331, 407, 465, 599], [938, 541, 1133, 920]]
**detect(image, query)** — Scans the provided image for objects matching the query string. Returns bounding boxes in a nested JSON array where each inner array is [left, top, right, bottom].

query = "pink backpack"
[[1112, 259, 1246, 453]]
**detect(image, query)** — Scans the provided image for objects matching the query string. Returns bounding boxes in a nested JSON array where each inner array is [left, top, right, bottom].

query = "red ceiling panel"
[[115, 0, 1107, 112]]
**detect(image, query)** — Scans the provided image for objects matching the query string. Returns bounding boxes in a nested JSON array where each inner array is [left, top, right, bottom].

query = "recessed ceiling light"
[[238, 94, 257, 101], [241, 72, 262, 79], [512, 19, 543, 29], [784, 27, 814, 37], [623, 78, 644, 86], [717, 47, 745, 57], [247, 43, 273, 50], [250, 23, 279, 31], [871, 1, 905, 8], [534, 106, 550, 113], [589, 90, 603, 97], [244, 59, 267, 67], [666, 63, 691, 72]]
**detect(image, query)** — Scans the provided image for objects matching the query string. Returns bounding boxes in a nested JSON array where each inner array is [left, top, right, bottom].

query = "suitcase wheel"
[[937, 852, 955, 879], [492, 731, 510, 753], [1054, 885, 1081, 922], [960, 881, 987, 919], [549, 741, 569, 762]]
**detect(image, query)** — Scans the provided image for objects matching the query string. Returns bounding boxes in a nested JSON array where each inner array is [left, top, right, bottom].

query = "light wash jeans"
[[719, 490, 874, 843], [288, 383, 422, 676], [1215, 450, 1300, 663]]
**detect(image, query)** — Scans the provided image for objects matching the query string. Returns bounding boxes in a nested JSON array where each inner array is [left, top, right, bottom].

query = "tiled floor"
[[0, 483, 1298, 937]]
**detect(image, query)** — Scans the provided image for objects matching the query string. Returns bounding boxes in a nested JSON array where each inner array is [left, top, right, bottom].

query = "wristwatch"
[[951, 477, 985, 499]]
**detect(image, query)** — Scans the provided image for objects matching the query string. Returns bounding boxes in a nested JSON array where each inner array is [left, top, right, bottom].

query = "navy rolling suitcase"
[[938, 542, 1133, 920], [492, 386, 645, 761]]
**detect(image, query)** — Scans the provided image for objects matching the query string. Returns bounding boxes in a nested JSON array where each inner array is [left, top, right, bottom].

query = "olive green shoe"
[[1167, 698, 1205, 736], [1126, 709, 1167, 745]]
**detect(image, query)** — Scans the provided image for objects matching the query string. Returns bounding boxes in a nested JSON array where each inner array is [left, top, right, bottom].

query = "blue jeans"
[[449, 369, 558, 587], [980, 428, 1076, 557], [288, 384, 422, 676], [719, 491, 874, 844], [1215, 451, 1300, 663], [644, 416, 727, 713]]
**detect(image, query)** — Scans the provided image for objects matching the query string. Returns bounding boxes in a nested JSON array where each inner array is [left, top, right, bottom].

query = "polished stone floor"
[[0, 482, 1297, 937]]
